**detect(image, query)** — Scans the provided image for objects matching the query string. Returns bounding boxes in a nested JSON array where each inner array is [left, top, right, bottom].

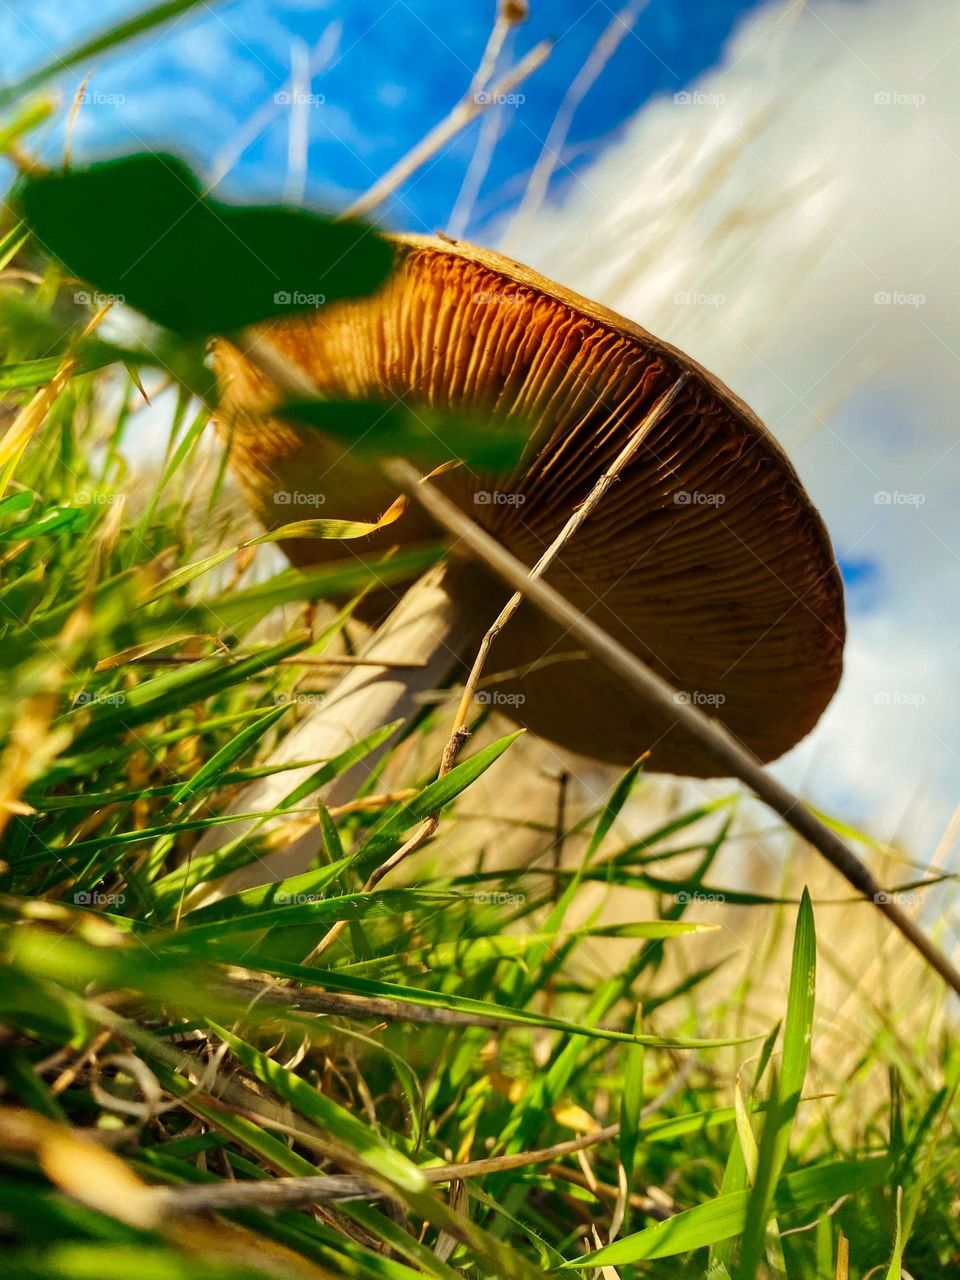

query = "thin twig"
[[467, 3, 527, 101], [49, 1028, 112, 1096], [546, 1161, 679, 1219], [226, 979, 504, 1028], [445, 375, 689, 751], [388, 458, 960, 999]]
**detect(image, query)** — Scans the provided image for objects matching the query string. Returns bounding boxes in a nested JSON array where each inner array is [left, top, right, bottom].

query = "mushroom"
[[198, 234, 844, 893], [217, 235, 844, 759]]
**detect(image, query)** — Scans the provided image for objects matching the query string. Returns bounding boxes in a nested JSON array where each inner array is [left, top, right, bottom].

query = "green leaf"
[[0, 348, 120, 391], [146, 512, 409, 601], [278, 398, 530, 474], [16, 153, 395, 336], [152, 1060, 316, 1177], [734, 1077, 759, 1185], [1, 1048, 66, 1119], [337, 922, 713, 980], [737, 1072, 785, 1278], [0, 491, 33, 518], [168, 546, 441, 639], [151, 721, 402, 909], [177, 861, 352, 927], [588, 756, 645, 859], [317, 802, 345, 863], [0, 99, 54, 150], [67, 635, 309, 750], [885, 1186, 904, 1280], [0, 505, 88, 541]]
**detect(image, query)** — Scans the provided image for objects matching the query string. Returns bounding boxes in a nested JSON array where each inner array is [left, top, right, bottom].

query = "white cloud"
[[499, 0, 960, 857]]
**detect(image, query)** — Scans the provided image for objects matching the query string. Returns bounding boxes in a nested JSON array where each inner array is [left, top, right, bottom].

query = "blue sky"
[[1, 0, 766, 229]]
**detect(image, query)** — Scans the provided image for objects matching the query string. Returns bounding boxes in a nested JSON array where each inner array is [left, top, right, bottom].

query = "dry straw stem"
[[343, 38, 552, 220], [388, 458, 960, 1000], [508, 0, 648, 241], [447, 0, 531, 236], [304, 377, 689, 962]]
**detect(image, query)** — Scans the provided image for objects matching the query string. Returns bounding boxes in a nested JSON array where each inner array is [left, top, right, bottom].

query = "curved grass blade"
[[208, 1023, 426, 1192], [0, 3, 223, 107], [146, 500, 409, 601]]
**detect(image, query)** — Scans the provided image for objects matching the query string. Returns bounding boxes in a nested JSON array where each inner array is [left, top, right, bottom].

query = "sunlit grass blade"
[[563, 1157, 891, 1267]]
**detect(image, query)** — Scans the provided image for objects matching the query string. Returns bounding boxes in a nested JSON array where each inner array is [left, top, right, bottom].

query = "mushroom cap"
[[215, 234, 845, 776]]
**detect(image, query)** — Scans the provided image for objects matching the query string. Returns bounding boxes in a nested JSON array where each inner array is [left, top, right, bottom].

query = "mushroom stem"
[[391, 460, 960, 999], [186, 558, 484, 906]]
